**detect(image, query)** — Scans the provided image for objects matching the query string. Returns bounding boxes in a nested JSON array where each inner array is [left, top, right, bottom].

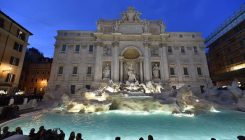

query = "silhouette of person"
[[148, 135, 153, 140]]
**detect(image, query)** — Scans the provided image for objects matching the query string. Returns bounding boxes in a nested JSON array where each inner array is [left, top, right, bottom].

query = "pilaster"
[[112, 41, 119, 82], [143, 41, 150, 81], [94, 42, 103, 81], [160, 43, 169, 81]]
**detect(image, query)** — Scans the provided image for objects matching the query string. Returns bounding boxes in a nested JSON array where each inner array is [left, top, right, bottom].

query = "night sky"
[[0, 0, 244, 57]]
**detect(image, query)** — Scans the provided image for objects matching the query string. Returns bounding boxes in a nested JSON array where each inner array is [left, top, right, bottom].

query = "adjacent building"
[[48, 7, 210, 94], [0, 11, 32, 94], [19, 48, 52, 94], [206, 4, 245, 86]]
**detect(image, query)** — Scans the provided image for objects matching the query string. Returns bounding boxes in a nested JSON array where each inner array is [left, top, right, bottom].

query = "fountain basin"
[[1, 110, 245, 140]]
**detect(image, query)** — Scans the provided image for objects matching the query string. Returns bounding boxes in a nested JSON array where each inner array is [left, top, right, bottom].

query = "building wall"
[[20, 62, 51, 94], [207, 20, 245, 86], [48, 8, 211, 94], [0, 11, 32, 93]]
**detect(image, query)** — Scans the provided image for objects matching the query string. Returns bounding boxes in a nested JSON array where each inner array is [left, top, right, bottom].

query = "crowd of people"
[[0, 125, 245, 140], [0, 126, 83, 140], [115, 135, 153, 140]]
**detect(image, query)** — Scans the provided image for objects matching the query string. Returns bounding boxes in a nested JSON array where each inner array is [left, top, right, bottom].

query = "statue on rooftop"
[[121, 7, 141, 22]]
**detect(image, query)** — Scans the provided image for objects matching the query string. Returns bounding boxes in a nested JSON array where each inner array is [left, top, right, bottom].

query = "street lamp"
[[0, 65, 12, 81], [39, 79, 48, 93]]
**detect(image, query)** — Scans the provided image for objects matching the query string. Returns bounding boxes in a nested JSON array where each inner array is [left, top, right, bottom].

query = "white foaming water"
[[210, 106, 220, 113], [95, 110, 172, 116]]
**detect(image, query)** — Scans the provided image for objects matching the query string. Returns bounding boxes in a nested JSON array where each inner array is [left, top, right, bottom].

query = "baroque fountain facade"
[[45, 7, 245, 115]]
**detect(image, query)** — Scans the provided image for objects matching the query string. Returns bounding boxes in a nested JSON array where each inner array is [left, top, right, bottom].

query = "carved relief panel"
[[103, 46, 112, 56]]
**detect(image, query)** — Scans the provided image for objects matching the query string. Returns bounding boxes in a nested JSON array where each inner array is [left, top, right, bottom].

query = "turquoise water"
[[1, 111, 245, 140]]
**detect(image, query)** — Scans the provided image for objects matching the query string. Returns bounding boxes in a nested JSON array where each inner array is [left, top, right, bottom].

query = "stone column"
[[140, 59, 143, 82], [94, 42, 103, 81], [160, 43, 169, 81], [189, 54, 196, 82], [120, 59, 123, 82], [143, 42, 150, 81], [112, 41, 119, 82], [176, 50, 182, 82]]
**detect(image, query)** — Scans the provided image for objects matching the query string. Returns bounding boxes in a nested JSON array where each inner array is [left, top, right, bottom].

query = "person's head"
[[3, 126, 9, 133], [211, 138, 216, 140], [15, 127, 23, 134], [139, 137, 144, 140], [39, 126, 44, 131], [115, 137, 121, 140], [30, 128, 35, 134], [76, 133, 82, 139], [148, 135, 153, 140], [70, 131, 75, 138], [237, 135, 245, 140]]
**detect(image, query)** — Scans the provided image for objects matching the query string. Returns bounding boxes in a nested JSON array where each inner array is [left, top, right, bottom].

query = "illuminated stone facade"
[[48, 7, 210, 94], [0, 11, 32, 93]]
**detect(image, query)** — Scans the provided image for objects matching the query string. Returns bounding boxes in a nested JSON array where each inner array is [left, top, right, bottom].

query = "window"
[[181, 46, 185, 53], [75, 45, 80, 52], [230, 59, 234, 64], [9, 56, 19, 66], [13, 42, 23, 52], [5, 73, 15, 83], [179, 34, 183, 38], [61, 45, 66, 52], [170, 67, 175, 75], [167, 46, 172, 54], [85, 85, 91, 90], [200, 85, 205, 93], [0, 17, 4, 27], [197, 67, 202, 76], [58, 66, 63, 75], [183, 67, 189, 75], [72, 66, 78, 74], [240, 40, 245, 47], [87, 66, 92, 74], [89, 45, 93, 53], [193, 46, 198, 53], [192, 34, 195, 38], [70, 85, 75, 94], [17, 30, 25, 41], [55, 85, 60, 90]]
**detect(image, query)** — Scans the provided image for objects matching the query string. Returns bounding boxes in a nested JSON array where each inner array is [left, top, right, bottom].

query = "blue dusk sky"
[[0, 0, 244, 57]]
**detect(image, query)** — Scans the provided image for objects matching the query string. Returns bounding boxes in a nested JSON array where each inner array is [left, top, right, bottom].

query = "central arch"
[[121, 46, 142, 59], [120, 46, 143, 82]]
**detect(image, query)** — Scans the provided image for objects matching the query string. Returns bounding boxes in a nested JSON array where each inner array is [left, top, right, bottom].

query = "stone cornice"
[[112, 41, 119, 47], [95, 41, 104, 46], [159, 43, 167, 47], [93, 32, 169, 41]]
